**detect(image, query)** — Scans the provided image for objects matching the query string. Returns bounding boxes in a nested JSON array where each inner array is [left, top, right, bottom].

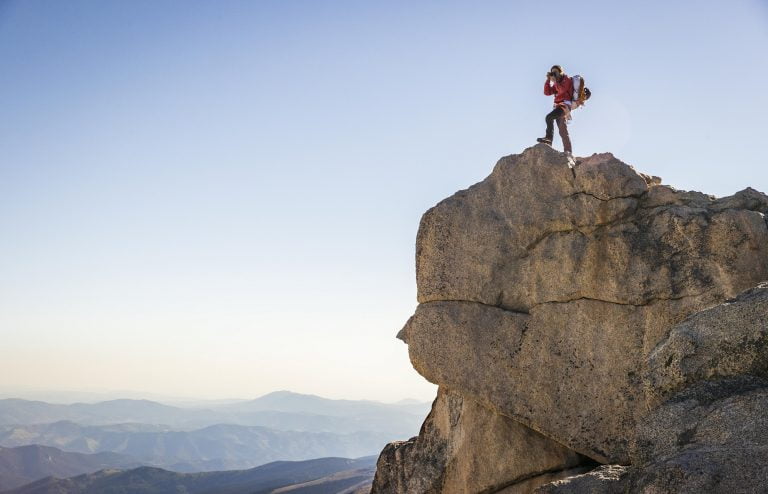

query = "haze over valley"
[[0, 390, 429, 492]]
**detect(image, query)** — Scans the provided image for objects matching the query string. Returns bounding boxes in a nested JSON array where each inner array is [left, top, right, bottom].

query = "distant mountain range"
[[0, 390, 431, 474], [0, 421, 391, 471], [0, 391, 431, 436], [0, 390, 425, 491], [0, 445, 139, 491], [0, 454, 377, 494], [222, 391, 431, 417]]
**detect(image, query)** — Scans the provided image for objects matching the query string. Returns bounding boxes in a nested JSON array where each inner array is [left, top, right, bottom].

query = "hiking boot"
[[536, 137, 552, 145]]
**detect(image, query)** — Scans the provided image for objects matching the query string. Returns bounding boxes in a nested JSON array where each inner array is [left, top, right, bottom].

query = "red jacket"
[[544, 75, 573, 105]]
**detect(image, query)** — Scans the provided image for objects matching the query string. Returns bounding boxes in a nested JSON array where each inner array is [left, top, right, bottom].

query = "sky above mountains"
[[1, 0, 767, 402]]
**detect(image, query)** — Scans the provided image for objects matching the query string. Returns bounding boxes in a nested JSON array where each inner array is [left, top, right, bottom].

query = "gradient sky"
[[1, 0, 767, 402]]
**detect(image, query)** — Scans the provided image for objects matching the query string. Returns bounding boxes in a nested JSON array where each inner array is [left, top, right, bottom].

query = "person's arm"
[[544, 76, 555, 95]]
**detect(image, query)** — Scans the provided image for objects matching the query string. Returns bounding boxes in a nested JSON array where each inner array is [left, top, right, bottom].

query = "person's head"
[[549, 65, 564, 80]]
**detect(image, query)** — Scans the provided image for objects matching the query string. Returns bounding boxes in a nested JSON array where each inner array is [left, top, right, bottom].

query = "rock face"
[[372, 145, 768, 493], [628, 376, 768, 493], [370, 389, 592, 494], [644, 283, 768, 405]]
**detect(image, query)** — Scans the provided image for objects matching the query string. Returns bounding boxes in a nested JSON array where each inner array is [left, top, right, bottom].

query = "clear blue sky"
[[1, 0, 766, 402]]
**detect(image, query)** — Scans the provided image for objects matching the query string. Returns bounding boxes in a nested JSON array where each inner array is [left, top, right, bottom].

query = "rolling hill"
[[0, 445, 139, 491], [1, 455, 377, 494], [0, 421, 391, 471]]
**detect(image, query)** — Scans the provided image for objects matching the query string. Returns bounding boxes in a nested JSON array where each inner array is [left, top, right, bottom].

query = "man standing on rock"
[[537, 65, 574, 161]]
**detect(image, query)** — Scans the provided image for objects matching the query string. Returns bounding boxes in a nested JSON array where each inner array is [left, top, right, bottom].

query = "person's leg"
[[544, 107, 563, 141], [556, 116, 572, 154]]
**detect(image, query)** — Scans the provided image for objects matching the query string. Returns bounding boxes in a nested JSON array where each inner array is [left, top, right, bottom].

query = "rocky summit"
[[371, 144, 768, 493]]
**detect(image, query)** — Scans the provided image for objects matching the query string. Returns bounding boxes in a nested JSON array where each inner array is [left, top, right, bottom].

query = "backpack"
[[570, 75, 591, 109]]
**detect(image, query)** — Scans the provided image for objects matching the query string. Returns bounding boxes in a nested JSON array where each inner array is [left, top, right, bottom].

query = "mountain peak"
[[374, 147, 768, 492]]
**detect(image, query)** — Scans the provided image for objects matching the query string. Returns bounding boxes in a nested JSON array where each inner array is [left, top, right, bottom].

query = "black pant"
[[545, 107, 572, 153]]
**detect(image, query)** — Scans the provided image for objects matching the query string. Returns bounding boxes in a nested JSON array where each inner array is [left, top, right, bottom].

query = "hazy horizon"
[[2, 1, 767, 403], [0, 385, 432, 405]]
